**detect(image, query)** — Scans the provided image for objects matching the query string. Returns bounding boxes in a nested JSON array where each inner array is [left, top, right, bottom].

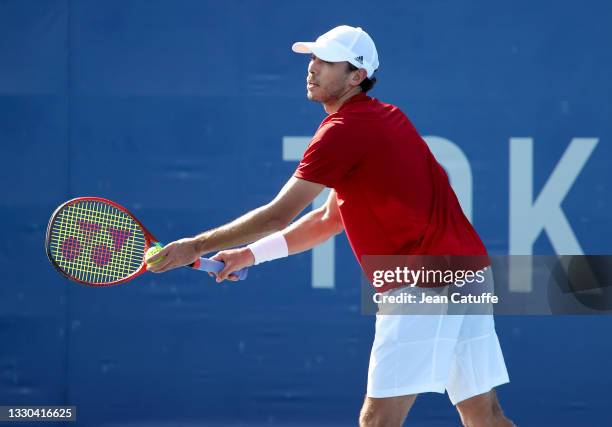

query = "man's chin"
[[306, 91, 322, 103]]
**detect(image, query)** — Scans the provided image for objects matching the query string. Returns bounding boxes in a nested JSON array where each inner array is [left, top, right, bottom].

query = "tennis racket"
[[45, 197, 248, 286]]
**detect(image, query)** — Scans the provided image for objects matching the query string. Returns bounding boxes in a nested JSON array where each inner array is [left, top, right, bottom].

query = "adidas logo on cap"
[[354, 55, 364, 64]]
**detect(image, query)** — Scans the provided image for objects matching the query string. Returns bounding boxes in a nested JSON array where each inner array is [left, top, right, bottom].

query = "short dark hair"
[[347, 63, 377, 93]]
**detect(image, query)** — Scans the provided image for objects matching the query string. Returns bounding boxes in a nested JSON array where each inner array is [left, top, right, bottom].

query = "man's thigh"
[[359, 394, 417, 427]]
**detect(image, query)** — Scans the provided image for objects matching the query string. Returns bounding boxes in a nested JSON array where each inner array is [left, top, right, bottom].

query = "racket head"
[[46, 197, 157, 286]]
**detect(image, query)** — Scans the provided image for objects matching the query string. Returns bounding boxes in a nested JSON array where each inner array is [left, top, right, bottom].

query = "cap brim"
[[291, 41, 350, 63], [292, 42, 315, 54]]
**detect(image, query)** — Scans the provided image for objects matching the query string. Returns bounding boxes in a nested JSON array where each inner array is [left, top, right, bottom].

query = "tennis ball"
[[145, 245, 164, 266]]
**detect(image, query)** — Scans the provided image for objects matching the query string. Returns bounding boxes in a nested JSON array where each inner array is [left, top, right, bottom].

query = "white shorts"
[[366, 270, 509, 405]]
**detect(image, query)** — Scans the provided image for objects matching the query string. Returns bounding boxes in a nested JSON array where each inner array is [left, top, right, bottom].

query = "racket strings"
[[48, 200, 146, 284]]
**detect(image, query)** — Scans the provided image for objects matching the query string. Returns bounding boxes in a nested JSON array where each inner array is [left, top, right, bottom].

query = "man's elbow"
[[331, 219, 344, 235], [323, 212, 344, 236]]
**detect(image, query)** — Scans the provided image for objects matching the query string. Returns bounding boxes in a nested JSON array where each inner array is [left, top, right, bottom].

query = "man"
[[149, 25, 514, 427]]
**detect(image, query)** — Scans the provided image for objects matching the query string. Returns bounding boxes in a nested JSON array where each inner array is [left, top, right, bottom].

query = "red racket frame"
[[46, 196, 200, 286]]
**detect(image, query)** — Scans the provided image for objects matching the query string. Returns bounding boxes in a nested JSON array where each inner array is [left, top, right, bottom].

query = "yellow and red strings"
[[49, 201, 146, 283]]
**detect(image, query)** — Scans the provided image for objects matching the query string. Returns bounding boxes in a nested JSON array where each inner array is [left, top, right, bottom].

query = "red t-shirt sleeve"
[[294, 120, 363, 188]]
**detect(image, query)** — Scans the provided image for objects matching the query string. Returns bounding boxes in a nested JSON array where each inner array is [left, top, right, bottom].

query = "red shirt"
[[294, 93, 487, 292]]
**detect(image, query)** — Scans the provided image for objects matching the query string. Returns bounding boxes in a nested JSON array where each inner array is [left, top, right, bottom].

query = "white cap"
[[292, 25, 379, 78]]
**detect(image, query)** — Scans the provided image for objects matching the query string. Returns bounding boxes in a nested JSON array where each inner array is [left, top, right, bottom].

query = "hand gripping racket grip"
[[154, 243, 248, 281], [191, 257, 249, 280]]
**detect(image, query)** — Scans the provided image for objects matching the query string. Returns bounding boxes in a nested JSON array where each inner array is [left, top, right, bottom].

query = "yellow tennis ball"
[[145, 246, 164, 266]]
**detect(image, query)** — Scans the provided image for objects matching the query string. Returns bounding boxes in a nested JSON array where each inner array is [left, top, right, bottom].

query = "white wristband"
[[247, 231, 288, 265]]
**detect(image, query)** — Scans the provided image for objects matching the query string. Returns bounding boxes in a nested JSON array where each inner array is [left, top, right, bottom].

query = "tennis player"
[[149, 25, 514, 427]]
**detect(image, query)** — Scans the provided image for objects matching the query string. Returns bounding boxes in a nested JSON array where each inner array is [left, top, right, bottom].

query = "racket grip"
[[191, 257, 248, 280]]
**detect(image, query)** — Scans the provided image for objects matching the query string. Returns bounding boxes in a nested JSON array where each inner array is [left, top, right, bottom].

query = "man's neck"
[[323, 87, 362, 114]]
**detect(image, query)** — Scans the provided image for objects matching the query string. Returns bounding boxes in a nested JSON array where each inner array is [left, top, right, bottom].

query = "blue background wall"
[[1, 1, 611, 426]]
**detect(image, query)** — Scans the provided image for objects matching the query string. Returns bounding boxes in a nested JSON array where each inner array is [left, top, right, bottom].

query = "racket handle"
[[191, 257, 249, 280]]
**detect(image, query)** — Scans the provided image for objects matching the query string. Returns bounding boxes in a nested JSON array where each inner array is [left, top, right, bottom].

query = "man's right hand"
[[211, 247, 256, 282]]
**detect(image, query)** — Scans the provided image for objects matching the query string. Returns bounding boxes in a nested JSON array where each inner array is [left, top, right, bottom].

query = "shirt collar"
[[338, 92, 369, 113]]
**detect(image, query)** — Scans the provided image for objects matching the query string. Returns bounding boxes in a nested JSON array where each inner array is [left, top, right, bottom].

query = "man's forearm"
[[194, 204, 288, 255], [283, 205, 343, 255], [147, 177, 324, 273], [191, 177, 325, 256]]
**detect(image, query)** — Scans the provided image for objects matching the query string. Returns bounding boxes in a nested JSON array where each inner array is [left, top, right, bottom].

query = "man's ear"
[[351, 68, 368, 86]]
